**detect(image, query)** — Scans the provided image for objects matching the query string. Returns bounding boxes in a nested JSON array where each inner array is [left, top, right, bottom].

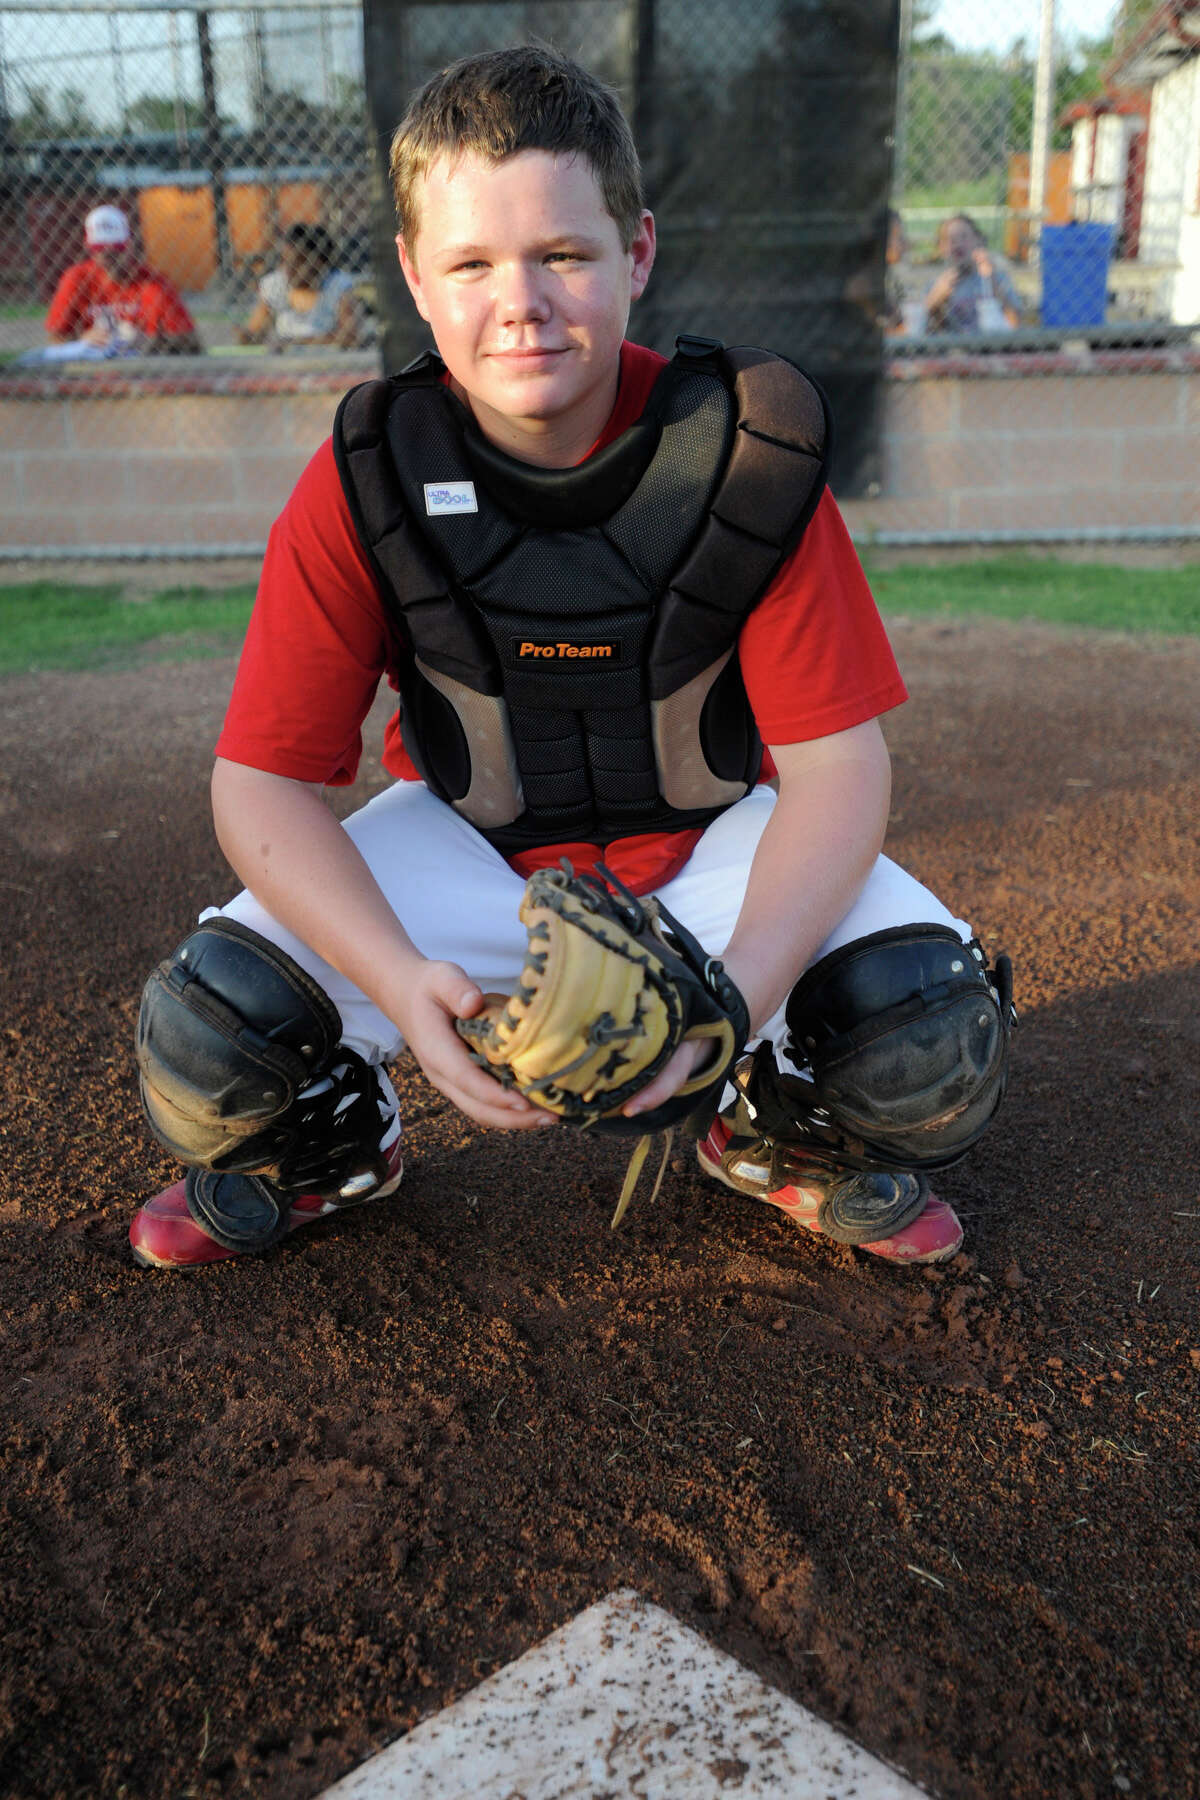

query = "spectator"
[[883, 209, 928, 337], [924, 213, 1023, 335], [21, 206, 201, 363], [844, 209, 924, 339], [235, 223, 368, 349]]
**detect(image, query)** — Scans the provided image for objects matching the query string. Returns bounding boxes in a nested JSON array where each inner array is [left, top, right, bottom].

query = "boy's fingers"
[[425, 1017, 556, 1129], [622, 1040, 703, 1117], [439, 1068, 557, 1130]]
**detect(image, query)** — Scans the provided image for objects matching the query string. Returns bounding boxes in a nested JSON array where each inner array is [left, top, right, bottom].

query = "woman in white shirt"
[[236, 223, 368, 349], [924, 214, 1023, 336]]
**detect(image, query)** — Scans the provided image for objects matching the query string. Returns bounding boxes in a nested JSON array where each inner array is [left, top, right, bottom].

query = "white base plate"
[[321, 1588, 928, 1798]]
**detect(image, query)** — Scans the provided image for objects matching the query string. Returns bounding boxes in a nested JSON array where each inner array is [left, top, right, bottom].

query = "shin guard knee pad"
[[785, 925, 1015, 1171], [135, 917, 343, 1172]]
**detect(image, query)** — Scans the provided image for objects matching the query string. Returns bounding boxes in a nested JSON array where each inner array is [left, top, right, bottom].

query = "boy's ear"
[[629, 211, 656, 302], [396, 234, 431, 323]]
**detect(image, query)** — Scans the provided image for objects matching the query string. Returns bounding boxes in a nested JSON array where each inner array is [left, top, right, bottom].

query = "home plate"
[[321, 1587, 928, 1798]]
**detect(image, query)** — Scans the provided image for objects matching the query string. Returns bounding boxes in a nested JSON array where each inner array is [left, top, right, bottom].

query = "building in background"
[[1100, 0, 1200, 322], [1060, 91, 1149, 256]]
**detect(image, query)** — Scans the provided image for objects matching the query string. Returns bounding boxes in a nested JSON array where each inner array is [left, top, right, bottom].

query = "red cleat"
[[130, 1116, 403, 1270], [698, 1116, 963, 1265]]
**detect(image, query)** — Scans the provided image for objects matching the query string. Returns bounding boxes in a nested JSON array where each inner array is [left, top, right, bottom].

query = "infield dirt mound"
[[1, 615, 1197, 1800]]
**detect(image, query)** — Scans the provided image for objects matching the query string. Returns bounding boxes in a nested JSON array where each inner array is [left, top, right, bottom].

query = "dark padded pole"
[[361, 0, 430, 375]]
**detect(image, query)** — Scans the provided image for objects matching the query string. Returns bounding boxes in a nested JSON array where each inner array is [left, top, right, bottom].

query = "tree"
[[123, 94, 207, 137], [898, 17, 1125, 206], [910, 0, 955, 55], [264, 88, 334, 159], [12, 86, 59, 143], [1112, 0, 1163, 55], [12, 82, 98, 142], [327, 74, 366, 128], [1005, 27, 1122, 159], [901, 49, 1020, 197], [56, 88, 96, 137]]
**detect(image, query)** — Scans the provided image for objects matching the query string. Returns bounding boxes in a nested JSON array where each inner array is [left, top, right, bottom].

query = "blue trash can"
[[1040, 223, 1116, 327]]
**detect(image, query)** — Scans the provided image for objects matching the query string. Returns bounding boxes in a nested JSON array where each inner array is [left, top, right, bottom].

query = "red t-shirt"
[[46, 259, 196, 340], [217, 341, 907, 893]]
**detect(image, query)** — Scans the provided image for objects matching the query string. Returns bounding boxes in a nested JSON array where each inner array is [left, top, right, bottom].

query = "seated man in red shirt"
[[128, 46, 1014, 1273], [23, 205, 201, 362]]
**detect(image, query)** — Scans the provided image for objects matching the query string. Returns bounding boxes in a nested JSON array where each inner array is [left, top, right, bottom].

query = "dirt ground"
[[1, 614, 1197, 1800]]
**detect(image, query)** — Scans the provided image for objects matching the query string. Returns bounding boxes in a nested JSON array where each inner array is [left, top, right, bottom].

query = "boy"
[[131, 45, 1012, 1271], [235, 222, 368, 350], [24, 205, 201, 362]]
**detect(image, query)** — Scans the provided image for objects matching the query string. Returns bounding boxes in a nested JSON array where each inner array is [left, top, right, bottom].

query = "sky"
[[927, 0, 1123, 56], [0, 1, 1127, 140]]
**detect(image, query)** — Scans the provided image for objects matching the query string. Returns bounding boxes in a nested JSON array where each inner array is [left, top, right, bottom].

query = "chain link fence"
[[0, 0, 372, 353], [0, 0, 1197, 551], [890, 0, 1198, 347]]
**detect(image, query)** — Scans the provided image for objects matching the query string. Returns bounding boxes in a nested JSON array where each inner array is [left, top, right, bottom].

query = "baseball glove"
[[457, 862, 749, 1223]]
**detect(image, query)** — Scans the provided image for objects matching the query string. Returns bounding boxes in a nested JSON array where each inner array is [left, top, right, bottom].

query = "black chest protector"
[[333, 337, 828, 856]]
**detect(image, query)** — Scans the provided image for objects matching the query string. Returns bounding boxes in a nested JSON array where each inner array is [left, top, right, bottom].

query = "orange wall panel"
[[227, 183, 272, 262], [137, 186, 218, 292], [1006, 152, 1073, 261]]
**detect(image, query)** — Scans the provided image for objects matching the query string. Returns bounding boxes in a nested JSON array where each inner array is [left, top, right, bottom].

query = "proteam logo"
[[516, 640, 618, 660], [424, 480, 477, 516]]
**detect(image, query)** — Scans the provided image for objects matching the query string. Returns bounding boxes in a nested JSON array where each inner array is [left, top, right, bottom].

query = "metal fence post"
[[196, 8, 233, 286], [1028, 0, 1056, 265]]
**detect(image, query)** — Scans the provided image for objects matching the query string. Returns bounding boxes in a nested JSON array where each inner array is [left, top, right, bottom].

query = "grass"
[[0, 557, 1197, 680], [900, 180, 1003, 217], [897, 181, 1008, 258], [0, 581, 255, 676], [865, 555, 1200, 638]]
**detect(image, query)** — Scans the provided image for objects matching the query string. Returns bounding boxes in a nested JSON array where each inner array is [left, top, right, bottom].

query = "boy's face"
[[92, 243, 137, 281], [943, 219, 979, 271], [398, 149, 655, 457]]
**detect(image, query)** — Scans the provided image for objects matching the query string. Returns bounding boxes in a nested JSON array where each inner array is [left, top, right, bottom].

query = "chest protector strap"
[[333, 338, 828, 855]]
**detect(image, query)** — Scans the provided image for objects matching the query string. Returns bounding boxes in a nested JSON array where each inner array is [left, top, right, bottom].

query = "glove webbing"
[[609, 1002, 742, 1232]]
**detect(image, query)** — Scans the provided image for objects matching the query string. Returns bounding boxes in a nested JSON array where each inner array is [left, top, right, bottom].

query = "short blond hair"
[[390, 44, 645, 251]]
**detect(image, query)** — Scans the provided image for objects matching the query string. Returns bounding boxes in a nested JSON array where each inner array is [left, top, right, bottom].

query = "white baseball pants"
[[203, 780, 971, 1071]]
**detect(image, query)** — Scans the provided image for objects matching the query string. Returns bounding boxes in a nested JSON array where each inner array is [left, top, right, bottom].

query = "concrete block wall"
[[839, 348, 1200, 541], [0, 361, 372, 551], [0, 348, 1196, 554]]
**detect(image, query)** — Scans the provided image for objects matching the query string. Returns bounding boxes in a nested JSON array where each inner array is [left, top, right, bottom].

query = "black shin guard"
[[136, 917, 343, 1171], [719, 925, 1015, 1246], [137, 919, 396, 1252], [783, 925, 1015, 1173]]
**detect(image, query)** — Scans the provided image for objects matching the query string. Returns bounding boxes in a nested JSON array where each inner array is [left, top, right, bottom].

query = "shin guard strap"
[[184, 1168, 292, 1254], [816, 1170, 928, 1245]]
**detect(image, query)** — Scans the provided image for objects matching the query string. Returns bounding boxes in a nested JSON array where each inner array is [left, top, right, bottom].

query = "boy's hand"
[[457, 865, 747, 1136], [621, 1038, 711, 1119], [399, 959, 558, 1132]]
